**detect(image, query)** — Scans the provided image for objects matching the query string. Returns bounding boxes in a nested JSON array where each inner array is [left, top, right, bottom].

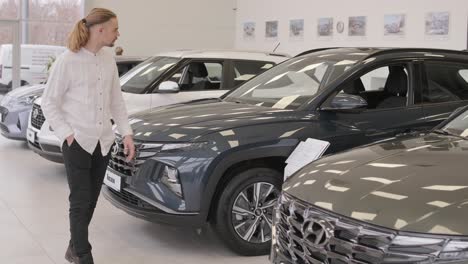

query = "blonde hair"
[[67, 8, 117, 52]]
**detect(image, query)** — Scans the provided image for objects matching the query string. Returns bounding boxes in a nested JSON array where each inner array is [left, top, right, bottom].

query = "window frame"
[[320, 61, 417, 112], [419, 60, 468, 106], [153, 58, 226, 93]]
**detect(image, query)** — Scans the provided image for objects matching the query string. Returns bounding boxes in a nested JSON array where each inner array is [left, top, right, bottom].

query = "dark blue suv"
[[102, 48, 468, 256]]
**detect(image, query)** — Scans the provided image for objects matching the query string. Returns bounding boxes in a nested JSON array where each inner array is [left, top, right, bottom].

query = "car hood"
[[6, 84, 45, 98], [284, 134, 468, 235], [128, 99, 300, 142]]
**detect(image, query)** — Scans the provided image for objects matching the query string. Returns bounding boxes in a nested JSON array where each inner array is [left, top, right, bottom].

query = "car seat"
[[376, 66, 408, 108]]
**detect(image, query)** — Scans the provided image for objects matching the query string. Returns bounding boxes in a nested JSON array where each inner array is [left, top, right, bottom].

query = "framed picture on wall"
[[289, 19, 304, 40], [265, 20, 278, 40], [425, 12, 450, 36], [348, 16, 366, 36], [384, 14, 405, 36], [243, 22, 256, 40], [318, 17, 333, 37]]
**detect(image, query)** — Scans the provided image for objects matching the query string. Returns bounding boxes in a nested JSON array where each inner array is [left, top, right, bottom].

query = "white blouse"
[[42, 48, 132, 156]]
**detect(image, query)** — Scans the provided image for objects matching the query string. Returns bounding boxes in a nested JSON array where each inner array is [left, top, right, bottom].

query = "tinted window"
[[177, 61, 223, 91], [120, 57, 180, 94], [233, 60, 274, 88], [326, 64, 409, 110], [117, 62, 139, 77], [226, 55, 357, 110], [421, 62, 468, 103], [442, 107, 468, 137]]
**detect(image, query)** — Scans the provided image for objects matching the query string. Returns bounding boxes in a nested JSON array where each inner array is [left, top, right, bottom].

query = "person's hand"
[[123, 135, 135, 162], [66, 134, 74, 146]]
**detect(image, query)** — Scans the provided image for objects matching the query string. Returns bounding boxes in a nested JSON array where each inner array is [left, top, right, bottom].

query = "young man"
[[42, 8, 135, 264]]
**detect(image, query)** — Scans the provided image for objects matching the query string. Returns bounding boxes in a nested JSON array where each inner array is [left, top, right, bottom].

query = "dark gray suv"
[[273, 105, 468, 264], [102, 48, 468, 256]]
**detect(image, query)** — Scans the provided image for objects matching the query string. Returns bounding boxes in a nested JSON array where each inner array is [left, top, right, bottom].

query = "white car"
[[27, 50, 289, 162]]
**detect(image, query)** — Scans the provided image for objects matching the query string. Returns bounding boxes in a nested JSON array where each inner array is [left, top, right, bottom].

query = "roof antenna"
[[273, 42, 281, 53]]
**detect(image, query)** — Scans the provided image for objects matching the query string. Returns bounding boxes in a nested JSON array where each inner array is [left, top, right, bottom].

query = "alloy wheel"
[[231, 182, 279, 244]]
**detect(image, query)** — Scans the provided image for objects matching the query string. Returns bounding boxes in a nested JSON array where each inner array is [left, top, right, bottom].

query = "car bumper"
[[0, 105, 29, 140], [102, 186, 205, 227], [27, 126, 63, 163]]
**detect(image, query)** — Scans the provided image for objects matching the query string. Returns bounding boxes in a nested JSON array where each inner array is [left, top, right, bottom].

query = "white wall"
[[86, 0, 237, 56], [235, 0, 468, 56]]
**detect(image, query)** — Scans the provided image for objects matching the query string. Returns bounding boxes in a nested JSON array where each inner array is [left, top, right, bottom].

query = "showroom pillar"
[[21, 0, 28, 45]]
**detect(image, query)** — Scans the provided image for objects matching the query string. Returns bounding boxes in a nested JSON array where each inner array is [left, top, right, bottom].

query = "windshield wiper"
[[433, 129, 467, 140]]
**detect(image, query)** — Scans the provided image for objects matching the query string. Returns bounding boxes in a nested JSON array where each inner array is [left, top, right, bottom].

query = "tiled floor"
[[0, 135, 269, 264]]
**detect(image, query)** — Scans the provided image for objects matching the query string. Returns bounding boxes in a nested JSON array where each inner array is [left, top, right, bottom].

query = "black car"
[[272, 105, 468, 264], [102, 48, 468, 256]]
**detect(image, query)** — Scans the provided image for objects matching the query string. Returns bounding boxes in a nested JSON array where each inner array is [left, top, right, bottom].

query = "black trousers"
[[62, 140, 111, 264]]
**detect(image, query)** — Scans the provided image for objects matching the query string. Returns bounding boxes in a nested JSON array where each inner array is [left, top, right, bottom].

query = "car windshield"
[[120, 56, 181, 94], [224, 54, 361, 109], [441, 108, 468, 139]]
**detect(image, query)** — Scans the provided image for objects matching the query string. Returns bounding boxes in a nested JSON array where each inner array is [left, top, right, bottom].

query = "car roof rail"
[[363, 48, 468, 60], [294, 47, 342, 57]]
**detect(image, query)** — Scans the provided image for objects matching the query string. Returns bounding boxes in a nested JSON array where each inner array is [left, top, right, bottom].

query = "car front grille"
[[0, 106, 8, 122], [108, 136, 160, 177], [107, 186, 157, 210], [274, 193, 447, 264], [31, 104, 45, 129]]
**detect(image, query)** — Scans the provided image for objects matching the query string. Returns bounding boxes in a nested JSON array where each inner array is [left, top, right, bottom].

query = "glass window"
[[178, 61, 223, 91], [225, 55, 357, 110], [28, 0, 82, 23], [26, 21, 74, 45], [120, 56, 180, 94], [232, 60, 274, 88], [326, 64, 409, 110], [422, 62, 468, 103], [441, 107, 468, 138], [0, 0, 19, 20]]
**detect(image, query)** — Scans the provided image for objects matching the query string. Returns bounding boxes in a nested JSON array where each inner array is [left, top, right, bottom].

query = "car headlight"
[[388, 235, 468, 263], [7, 94, 40, 108], [439, 240, 468, 262], [161, 142, 207, 151]]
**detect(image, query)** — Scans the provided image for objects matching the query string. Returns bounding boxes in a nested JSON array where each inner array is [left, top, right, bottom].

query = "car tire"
[[212, 167, 282, 256]]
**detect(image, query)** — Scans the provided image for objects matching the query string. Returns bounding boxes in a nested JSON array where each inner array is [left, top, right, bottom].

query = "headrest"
[[189, 63, 208, 78], [343, 78, 365, 95], [384, 66, 407, 96]]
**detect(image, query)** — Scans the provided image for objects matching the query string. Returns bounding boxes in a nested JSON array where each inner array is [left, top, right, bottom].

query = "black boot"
[[65, 243, 78, 263], [77, 252, 94, 264]]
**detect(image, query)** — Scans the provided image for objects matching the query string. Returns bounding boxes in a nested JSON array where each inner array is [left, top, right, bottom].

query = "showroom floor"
[[0, 106, 268, 263]]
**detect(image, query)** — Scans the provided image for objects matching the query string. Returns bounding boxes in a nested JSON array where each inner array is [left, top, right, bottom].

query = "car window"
[[116, 62, 138, 77], [326, 64, 409, 110], [420, 62, 468, 104], [442, 107, 468, 137], [120, 57, 180, 94], [177, 61, 223, 91], [225, 54, 360, 110], [232, 60, 274, 88]]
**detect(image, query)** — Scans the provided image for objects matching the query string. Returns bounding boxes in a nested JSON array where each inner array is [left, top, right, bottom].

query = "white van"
[[0, 44, 66, 89]]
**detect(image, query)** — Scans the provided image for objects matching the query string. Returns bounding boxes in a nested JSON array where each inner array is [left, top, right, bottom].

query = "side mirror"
[[323, 94, 368, 110], [158, 81, 180, 93]]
